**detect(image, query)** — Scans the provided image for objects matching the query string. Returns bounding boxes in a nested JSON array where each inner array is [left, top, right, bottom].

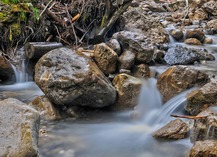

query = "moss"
[[11, 22, 21, 36], [0, 12, 11, 23]]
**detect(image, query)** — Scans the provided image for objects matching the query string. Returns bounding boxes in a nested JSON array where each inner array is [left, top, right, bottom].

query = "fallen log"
[[25, 42, 63, 60]]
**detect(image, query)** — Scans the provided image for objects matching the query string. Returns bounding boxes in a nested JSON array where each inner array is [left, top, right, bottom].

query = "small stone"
[[106, 39, 122, 56], [184, 38, 202, 45], [153, 119, 189, 139], [112, 74, 142, 110], [118, 50, 135, 70], [31, 96, 61, 120], [204, 38, 213, 44], [206, 19, 217, 34], [189, 140, 217, 157], [132, 64, 150, 79], [170, 29, 184, 41], [189, 8, 208, 21], [94, 43, 118, 74], [186, 29, 205, 43]]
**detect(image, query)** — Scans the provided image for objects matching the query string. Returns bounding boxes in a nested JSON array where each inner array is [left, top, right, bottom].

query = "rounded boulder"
[[35, 47, 116, 108]]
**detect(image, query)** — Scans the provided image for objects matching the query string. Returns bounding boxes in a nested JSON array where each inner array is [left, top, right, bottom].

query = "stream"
[[0, 35, 217, 157]]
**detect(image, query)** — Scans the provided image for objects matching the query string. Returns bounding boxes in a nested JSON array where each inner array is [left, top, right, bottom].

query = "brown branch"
[[170, 114, 208, 119], [40, 4, 65, 26], [98, 0, 132, 36]]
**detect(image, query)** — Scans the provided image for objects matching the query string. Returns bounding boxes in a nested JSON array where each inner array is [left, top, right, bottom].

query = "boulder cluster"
[[1, 0, 217, 156]]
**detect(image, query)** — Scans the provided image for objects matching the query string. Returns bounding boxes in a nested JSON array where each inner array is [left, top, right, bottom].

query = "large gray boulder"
[[0, 98, 40, 157], [35, 47, 116, 108]]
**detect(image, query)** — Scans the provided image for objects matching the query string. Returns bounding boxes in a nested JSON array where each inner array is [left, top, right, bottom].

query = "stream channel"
[[1, 35, 217, 157]]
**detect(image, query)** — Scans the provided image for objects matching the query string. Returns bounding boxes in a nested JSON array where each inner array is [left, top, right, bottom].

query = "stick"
[[170, 114, 208, 119], [39, 0, 54, 17]]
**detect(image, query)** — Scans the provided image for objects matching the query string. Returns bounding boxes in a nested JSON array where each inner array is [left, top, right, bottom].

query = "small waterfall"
[[135, 78, 196, 127], [165, 24, 177, 45], [10, 47, 29, 83], [135, 78, 162, 122], [39, 78, 194, 157], [147, 89, 191, 126]]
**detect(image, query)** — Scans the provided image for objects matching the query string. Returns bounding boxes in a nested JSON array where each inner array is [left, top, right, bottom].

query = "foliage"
[[1, 0, 19, 4], [30, 6, 39, 21]]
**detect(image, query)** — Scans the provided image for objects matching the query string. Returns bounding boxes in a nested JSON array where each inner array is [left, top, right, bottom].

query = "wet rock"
[[106, 39, 122, 56], [186, 80, 217, 115], [190, 109, 217, 142], [183, 19, 192, 26], [112, 31, 154, 63], [153, 119, 189, 140], [204, 38, 213, 44], [164, 46, 214, 65], [164, 46, 199, 65], [189, 8, 208, 20], [189, 140, 217, 157], [132, 64, 150, 79], [123, 6, 169, 44], [119, 69, 132, 75], [118, 50, 135, 70], [206, 19, 217, 34], [184, 38, 202, 45], [0, 55, 14, 82], [170, 29, 184, 41], [157, 66, 209, 102], [196, 48, 215, 61], [152, 49, 165, 63], [35, 47, 116, 108], [0, 98, 40, 157], [186, 29, 205, 43], [144, 1, 166, 12], [202, 1, 217, 16], [31, 96, 61, 120], [93, 43, 118, 74], [112, 74, 142, 110]]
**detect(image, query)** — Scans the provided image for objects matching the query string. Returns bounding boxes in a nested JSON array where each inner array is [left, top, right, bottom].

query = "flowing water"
[[38, 79, 193, 157], [1, 34, 217, 157], [10, 47, 30, 83]]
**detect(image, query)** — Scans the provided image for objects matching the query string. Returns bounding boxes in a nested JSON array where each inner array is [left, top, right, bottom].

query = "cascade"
[[39, 78, 194, 157], [10, 47, 29, 83]]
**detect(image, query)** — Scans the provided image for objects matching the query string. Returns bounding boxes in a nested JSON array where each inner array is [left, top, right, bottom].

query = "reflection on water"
[[39, 79, 192, 157]]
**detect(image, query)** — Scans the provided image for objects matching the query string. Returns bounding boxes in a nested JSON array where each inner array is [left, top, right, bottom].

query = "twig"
[[171, 114, 208, 119], [40, 4, 65, 26], [56, 36, 71, 46], [39, 0, 54, 17], [183, 0, 189, 21], [98, 0, 132, 36], [65, 4, 78, 47], [79, 19, 96, 43]]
